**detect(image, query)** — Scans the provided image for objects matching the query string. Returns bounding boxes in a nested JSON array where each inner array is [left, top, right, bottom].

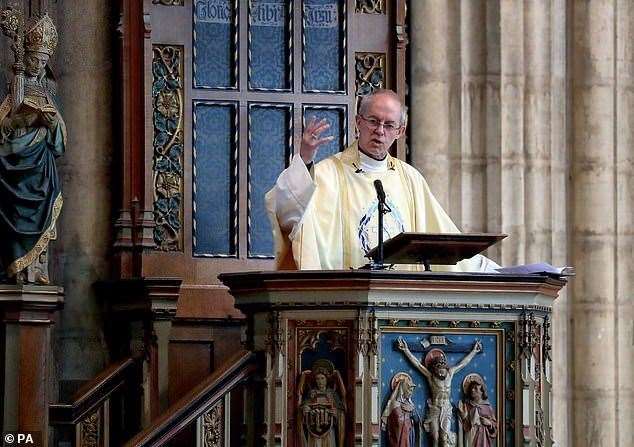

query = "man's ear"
[[354, 116, 363, 138], [395, 125, 406, 140]]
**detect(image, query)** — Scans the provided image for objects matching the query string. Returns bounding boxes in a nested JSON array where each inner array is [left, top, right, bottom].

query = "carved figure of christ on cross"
[[396, 336, 482, 447]]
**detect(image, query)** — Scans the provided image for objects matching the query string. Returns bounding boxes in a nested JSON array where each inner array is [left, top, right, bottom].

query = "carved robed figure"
[[0, 9, 66, 284], [382, 372, 421, 447], [457, 374, 498, 447], [297, 359, 347, 447], [397, 337, 482, 447]]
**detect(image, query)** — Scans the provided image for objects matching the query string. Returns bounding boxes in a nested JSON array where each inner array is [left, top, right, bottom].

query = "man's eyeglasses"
[[359, 115, 402, 133]]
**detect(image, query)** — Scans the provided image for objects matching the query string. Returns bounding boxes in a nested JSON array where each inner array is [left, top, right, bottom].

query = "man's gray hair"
[[358, 89, 408, 126]]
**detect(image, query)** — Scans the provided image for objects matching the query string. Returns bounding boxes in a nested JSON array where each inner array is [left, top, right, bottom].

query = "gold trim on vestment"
[[331, 156, 352, 268], [0, 95, 11, 123], [7, 193, 63, 277]]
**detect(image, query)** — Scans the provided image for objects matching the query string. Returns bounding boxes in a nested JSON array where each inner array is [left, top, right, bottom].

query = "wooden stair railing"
[[49, 355, 144, 447], [126, 350, 258, 447]]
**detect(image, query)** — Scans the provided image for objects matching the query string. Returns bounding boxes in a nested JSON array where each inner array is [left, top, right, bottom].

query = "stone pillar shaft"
[[615, 1, 634, 445], [549, 1, 571, 444], [409, 0, 574, 444], [410, 0, 461, 211], [571, 1, 617, 445]]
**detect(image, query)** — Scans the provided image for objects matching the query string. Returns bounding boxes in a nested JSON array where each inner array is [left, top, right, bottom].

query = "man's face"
[[432, 357, 448, 379], [25, 51, 49, 78], [355, 94, 405, 160], [433, 365, 448, 379]]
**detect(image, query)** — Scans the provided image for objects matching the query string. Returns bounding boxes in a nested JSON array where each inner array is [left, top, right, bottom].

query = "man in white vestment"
[[266, 89, 498, 272]]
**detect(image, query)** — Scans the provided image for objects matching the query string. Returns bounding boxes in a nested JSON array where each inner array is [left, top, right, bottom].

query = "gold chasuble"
[[267, 142, 474, 271]]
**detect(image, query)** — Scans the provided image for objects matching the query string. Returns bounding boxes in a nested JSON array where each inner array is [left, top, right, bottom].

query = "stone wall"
[[409, 1, 633, 446], [47, 0, 115, 397]]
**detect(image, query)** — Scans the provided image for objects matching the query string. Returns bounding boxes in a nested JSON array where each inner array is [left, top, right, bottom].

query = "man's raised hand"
[[301, 116, 334, 163]]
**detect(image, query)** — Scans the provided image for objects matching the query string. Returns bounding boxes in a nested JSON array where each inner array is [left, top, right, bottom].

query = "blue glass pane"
[[194, 0, 237, 88], [249, 105, 292, 257], [193, 103, 237, 256], [303, 0, 344, 91], [249, 0, 291, 90], [303, 107, 346, 163]]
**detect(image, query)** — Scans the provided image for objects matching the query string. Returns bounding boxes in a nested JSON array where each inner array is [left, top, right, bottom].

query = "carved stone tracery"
[[202, 400, 224, 447], [298, 328, 347, 354], [518, 312, 540, 359], [152, 45, 184, 251], [80, 410, 100, 447], [355, 0, 385, 14], [152, 0, 184, 5], [542, 314, 552, 364], [355, 52, 385, 111], [266, 311, 285, 355], [356, 310, 377, 355]]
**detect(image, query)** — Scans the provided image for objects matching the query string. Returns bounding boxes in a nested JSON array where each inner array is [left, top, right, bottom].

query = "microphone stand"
[[375, 198, 386, 269], [372, 180, 391, 270]]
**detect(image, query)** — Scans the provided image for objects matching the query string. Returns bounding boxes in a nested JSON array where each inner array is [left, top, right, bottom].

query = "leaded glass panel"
[[248, 0, 292, 90], [302, 0, 346, 92], [193, 102, 238, 256], [193, 0, 238, 89], [248, 104, 293, 257]]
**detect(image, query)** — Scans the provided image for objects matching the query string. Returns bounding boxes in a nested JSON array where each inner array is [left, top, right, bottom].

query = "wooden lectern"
[[220, 269, 566, 447]]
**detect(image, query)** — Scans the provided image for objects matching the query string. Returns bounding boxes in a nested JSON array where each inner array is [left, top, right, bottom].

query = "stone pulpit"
[[219, 270, 566, 447]]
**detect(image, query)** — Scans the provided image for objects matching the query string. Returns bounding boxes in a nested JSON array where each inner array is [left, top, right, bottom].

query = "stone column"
[[499, 0, 526, 266], [615, 1, 634, 445], [549, 1, 571, 445], [47, 0, 114, 392], [571, 1, 617, 445], [458, 0, 488, 233], [524, 0, 553, 263], [409, 0, 461, 213], [408, 1, 572, 444]]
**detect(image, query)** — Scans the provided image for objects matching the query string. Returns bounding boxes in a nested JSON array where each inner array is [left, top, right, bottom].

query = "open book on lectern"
[[366, 232, 573, 276], [366, 232, 506, 271]]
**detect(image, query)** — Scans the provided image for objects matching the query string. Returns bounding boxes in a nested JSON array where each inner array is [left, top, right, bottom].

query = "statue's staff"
[[0, 5, 25, 114]]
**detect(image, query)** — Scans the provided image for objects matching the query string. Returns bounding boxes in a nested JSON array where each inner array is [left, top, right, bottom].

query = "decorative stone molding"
[[80, 410, 100, 447], [355, 52, 385, 113], [152, 0, 183, 5], [355, 0, 385, 14], [202, 400, 224, 447], [152, 44, 184, 251]]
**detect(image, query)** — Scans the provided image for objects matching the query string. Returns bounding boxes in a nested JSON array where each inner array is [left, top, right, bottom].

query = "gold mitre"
[[24, 13, 57, 56]]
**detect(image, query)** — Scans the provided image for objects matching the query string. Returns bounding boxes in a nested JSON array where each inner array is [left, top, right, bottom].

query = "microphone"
[[372, 179, 387, 270], [374, 179, 386, 203]]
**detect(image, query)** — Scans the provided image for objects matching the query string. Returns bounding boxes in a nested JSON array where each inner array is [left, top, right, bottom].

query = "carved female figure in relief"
[[381, 372, 421, 447]]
